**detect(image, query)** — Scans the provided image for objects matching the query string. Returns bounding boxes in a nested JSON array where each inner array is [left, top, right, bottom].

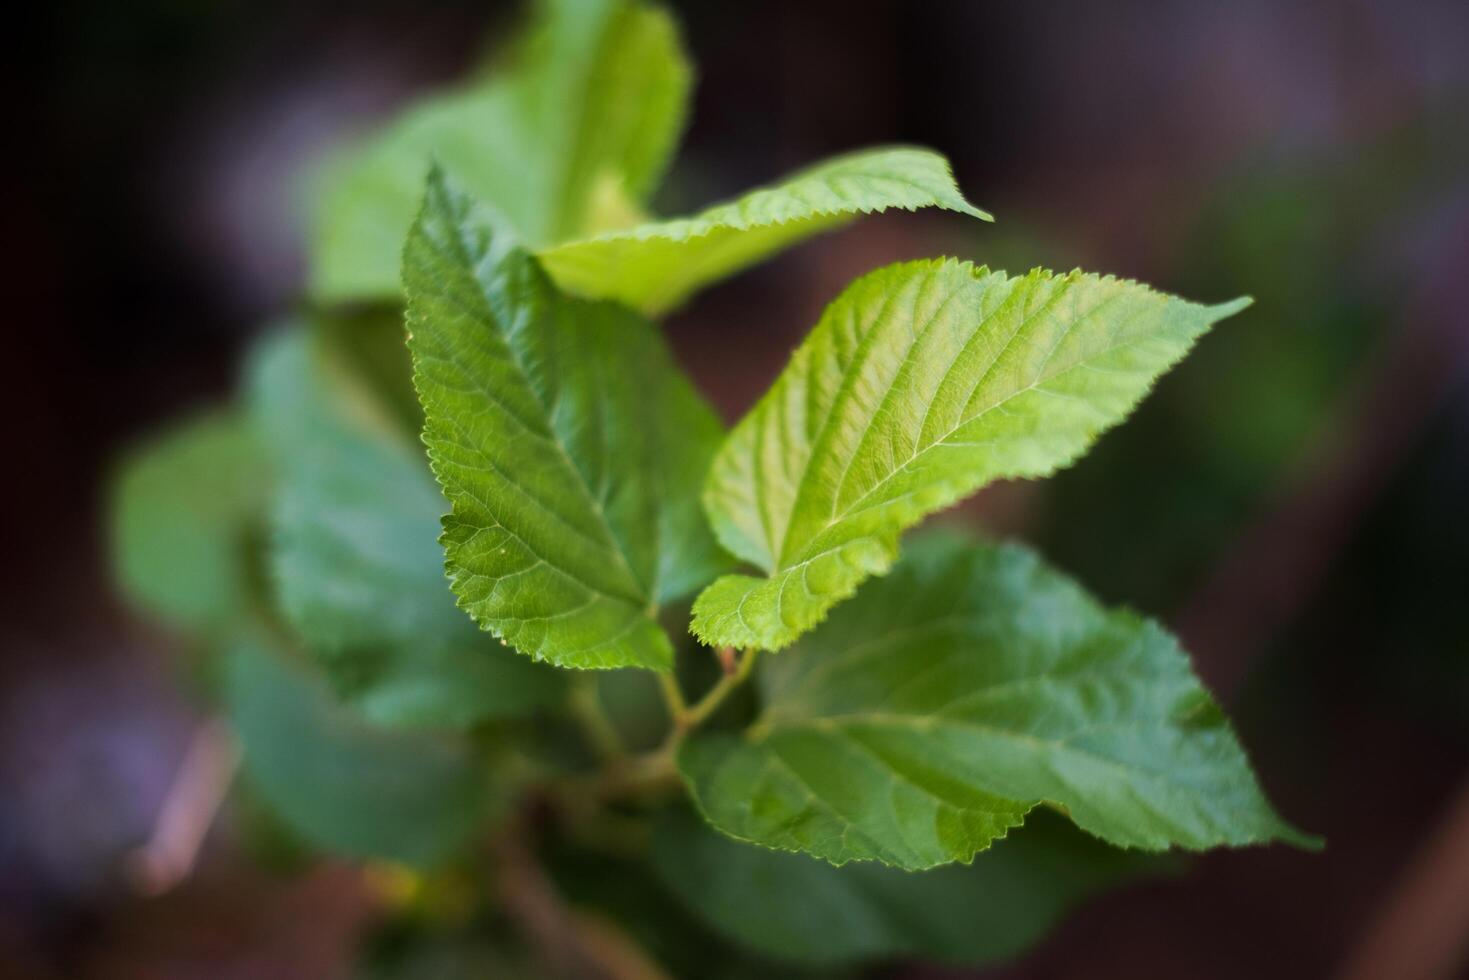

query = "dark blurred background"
[[5, 1, 1468, 977]]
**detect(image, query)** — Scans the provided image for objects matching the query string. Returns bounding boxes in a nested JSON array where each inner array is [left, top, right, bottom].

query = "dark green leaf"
[[248, 325, 562, 728], [652, 806, 1158, 967], [682, 534, 1317, 868], [225, 638, 495, 867]]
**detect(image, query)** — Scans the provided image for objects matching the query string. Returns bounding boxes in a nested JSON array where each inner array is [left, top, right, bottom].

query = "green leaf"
[[681, 534, 1316, 869], [693, 260, 1250, 651], [246, 326, 562, 729], [310, 0, 691, 302], [652, 806, 1158, 967], [539, 146, 989, 315], [111, 410, 271, 633], [225, 638, 495, 867], [404, 168, 730, 671]]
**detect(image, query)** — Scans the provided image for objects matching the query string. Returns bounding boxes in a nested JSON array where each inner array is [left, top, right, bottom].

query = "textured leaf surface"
[[681, 535, 1315, 869], [693, 260, 1250, 650], [112, 411, 270, 632], [248, 327, 561, 728], [539, 146, 988, 315], [311, 0, 690, 302], [405, 169, 729, 670], [652, 807, 1156, 967], [225, 639, 494, 866]]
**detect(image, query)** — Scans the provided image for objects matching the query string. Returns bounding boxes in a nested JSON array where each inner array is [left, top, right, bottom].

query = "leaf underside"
[[681, 534, 1317, 870], [693, 259, 1250, 651], [539, 145, 990, 315], [404, 168, 730, 671]]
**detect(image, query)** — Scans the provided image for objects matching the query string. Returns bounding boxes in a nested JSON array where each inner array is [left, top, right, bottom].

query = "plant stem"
[[655, 670, 686, 720], [678, 648, 760, 733], [569, 675, 626, 764]]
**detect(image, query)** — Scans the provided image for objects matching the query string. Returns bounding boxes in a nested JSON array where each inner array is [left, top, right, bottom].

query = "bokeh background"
[[6, 0, 1468, 977]]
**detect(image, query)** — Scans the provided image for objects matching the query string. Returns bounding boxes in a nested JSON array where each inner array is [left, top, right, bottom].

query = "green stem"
[[556, 648, 762, 814], [677, 648, 760, 733], [568, 675, 626, 764], [656, 671, 686, 721]]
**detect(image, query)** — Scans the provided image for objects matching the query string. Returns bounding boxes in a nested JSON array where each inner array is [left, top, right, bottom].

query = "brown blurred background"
[[5, 1, 1468, 977]]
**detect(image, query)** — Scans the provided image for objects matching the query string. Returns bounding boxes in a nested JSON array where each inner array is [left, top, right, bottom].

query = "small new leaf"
[[681, 535, 1316, 869], [404, 168, 729, 671], [693, 260, 1250, 651], [540, 146, 989, 315]]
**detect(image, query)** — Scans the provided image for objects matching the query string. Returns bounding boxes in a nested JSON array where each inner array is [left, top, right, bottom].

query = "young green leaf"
[[404, 168, 730, 671], [681, 534, 1316, 869], [225, 638, 496, 867], [311, 0, 691, 302], [539, 146, 989, 315], [693, 260, 1250, 651], [111, 410, 271, 633], [651, 807, 1159, 967], [247, 327, 562, 728]]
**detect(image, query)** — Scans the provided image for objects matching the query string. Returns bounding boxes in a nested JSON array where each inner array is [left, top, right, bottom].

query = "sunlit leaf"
[[693, 260, 1250, 650], [540, 146, 989, 315], [404, 168, 729, 670]]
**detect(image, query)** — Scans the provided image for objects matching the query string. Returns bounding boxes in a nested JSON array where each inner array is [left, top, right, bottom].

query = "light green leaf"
[[539, 146, 989, 315], [404, 168, 729, 671], [111, 410, 271, 633], [692, 260, 1250, 651], [247, 326, 562, 729], [652, 806, 1158, 967], [225, 638, 495, 867], [310, 0, 690, 302], [681, 534, 1316, 869]]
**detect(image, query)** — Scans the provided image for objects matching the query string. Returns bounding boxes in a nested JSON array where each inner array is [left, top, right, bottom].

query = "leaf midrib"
[[424, 194, 653, 607]]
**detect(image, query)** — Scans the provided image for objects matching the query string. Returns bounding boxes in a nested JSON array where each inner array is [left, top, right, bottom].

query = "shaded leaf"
[[681, 534, 1316, 869], [540, 146, 988, 315], [111, 411, 271, 633], [225, 638, 495, 867], [652, 806, 1159, 967], [247, 326, 563, 728], [693, 260, 1250, 650], [404, 168, 729, 671]]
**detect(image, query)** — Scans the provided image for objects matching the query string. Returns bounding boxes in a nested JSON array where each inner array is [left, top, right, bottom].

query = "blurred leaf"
[[652, 806, 1157, 967], [692, 261, 1247, 651], [248, 325, 563, 729], [682, 534, 1316, 869], [225, 638, 496, 867], [311, 0, 691, 302], [111, 410, 271, 633], [404, 168, 730, 671], [540, 146, 988, 314], [547, 844, 827, 980]]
